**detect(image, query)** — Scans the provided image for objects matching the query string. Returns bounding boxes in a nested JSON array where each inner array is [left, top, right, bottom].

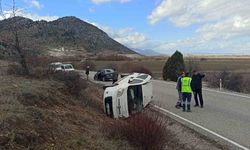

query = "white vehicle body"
[[61, 64, 75, 72], [103, 73, 153, 119], [49, 62, 63, 72]]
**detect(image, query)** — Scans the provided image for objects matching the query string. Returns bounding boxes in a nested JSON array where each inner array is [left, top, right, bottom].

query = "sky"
[[1, 0, 250, 55]]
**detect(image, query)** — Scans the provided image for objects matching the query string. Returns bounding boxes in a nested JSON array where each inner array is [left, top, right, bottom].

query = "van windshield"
[[64, 65, 73, 69], [55, 64, 61, 68], [137, 75, 149, 80], [129, 79, 143, 84]]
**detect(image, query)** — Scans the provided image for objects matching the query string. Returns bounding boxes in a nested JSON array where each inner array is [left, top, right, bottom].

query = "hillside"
[[0, 16, 135, 57]]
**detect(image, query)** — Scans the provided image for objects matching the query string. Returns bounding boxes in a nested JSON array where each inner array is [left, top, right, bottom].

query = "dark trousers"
[[182, 93, 192, 111], [193, 89, 203, 106]]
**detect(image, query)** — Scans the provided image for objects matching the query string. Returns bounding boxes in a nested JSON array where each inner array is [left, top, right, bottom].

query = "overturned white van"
[[103, 73, 153, 119]]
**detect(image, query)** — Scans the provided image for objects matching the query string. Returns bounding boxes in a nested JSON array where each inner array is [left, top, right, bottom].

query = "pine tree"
[[163, 51, 185, 81]]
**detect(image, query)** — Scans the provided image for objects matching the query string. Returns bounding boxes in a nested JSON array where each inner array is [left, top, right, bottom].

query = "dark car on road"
[[94, 69, 114, 81]]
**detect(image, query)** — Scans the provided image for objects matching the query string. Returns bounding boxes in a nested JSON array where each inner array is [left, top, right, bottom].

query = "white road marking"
[[153, 105, 250, 150]]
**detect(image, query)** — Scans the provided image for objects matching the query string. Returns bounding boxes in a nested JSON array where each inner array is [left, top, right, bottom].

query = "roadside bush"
[[103, 111, 168, 150], [26, 56, 53, 68], [82, 61, 96, 70], [206, 72, 221, 88], [29, 67, 49, 79], [53, 71, 87, 97], [7, 64, 25, 76], [224, 73, 243, 92], [206, 71, 244, 92], [105, 63, 118, 71], [241, 75, 250, 93]]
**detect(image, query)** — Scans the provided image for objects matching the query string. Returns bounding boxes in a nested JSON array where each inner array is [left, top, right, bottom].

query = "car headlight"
[[117, 88, 125, 97]]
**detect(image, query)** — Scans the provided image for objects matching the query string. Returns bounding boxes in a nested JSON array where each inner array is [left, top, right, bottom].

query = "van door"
[[127, 85, 143, 115]]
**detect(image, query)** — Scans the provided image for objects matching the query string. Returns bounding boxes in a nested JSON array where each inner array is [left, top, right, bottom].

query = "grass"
[[0, 74, 136, 150], [91, 57, 250, 79]]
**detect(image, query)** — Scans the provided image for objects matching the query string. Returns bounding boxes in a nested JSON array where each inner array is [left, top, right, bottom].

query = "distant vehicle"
[[49, 63, 74, 72], [61, 64, 75, 72], [94, 69, 114, 81], [49, 62, 63, 72], [103, 73, 153, 119]]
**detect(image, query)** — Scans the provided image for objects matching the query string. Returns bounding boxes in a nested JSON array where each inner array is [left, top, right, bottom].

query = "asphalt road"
[[84, 71, 250, 149], [153, 80, 250, 149]]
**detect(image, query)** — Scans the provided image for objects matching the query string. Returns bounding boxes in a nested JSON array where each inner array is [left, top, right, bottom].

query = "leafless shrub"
[[7, 63, 24, 76], [185, 56, 200, 74], [200, 58, 207, 62], [29, 67, 49, 79], [82, 61, 96, 70], [241, 75, 250, 93], [105, 63, 118, 71], [53, 71, 87, 97], [119, 62, 153, 76], [103, 111, 168, 150], [206, 70, 244, 92]]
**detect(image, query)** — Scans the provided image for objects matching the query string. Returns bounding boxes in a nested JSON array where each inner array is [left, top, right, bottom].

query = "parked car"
[[48, 62, 63, 72], [94, 69, 114, 81], [61, 64, 75, 72]]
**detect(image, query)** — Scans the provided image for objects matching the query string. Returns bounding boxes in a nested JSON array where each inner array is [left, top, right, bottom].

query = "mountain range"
[[0, 16, 136, 57], [133, 48, 162, 56]]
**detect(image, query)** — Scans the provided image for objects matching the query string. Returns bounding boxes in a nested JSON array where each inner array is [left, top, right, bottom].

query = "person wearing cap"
[[191, 70, 205, 108], [181, 72, 193, 112], [175, 71, 184, 108]]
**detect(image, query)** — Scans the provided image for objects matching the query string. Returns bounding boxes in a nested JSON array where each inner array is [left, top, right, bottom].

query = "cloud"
[[147, 0, 250, 54], [148, 0, 250, 27], [88, 22, 149, 49], [27, 0, 43, 9], [0, 10, 58, 21], [91, 0, 131, 4]]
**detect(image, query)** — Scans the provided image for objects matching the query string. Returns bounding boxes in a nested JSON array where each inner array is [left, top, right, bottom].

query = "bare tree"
[[186, 56, 199, 74], [0, 0, 30, 75]]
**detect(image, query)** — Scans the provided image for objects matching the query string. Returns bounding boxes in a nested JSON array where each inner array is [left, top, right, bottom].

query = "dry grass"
[[92, 57, 250, 79], [0, 74, 136, 150], [102, 109, 175, 150]]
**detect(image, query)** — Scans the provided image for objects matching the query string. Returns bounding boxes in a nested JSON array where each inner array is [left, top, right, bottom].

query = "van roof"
[[117, 73, 151, 87]]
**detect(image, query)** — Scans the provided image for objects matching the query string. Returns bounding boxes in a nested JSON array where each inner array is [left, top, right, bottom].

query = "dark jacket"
[[85, 68, 90, 75], [113, 71, 118, 81], [191, 73, 205, 90]]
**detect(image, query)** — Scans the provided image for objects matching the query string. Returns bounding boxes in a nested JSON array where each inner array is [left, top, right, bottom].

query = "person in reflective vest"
[[181, 72, 193, 112], [175, 71, 185, 108]]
